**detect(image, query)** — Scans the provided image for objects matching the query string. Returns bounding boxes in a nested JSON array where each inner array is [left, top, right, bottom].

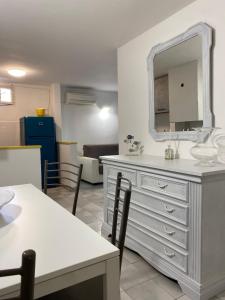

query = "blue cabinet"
[[25, 117, 55, 137], [20, 117, 58, 187]]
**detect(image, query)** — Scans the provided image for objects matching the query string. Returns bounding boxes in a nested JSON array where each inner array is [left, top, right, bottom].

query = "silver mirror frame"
[[147, 22, 213, 142]]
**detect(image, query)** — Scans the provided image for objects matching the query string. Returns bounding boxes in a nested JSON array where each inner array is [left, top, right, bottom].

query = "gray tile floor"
[[47, 182, 224, 300]]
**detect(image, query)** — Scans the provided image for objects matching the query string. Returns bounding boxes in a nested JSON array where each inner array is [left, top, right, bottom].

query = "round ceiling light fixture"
[[7, 69, 26, 78]]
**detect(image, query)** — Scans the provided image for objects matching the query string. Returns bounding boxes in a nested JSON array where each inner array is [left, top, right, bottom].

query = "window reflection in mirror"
[[154, 35, 203, 132]]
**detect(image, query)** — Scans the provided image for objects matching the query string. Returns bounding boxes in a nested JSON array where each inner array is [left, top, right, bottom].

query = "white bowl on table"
[[0, 190, 15, 210]]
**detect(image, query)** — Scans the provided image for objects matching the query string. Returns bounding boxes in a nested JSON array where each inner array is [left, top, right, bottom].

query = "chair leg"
[[21, 250, 36, 300], [72, 164, 83, 215], [118, 189, 131, 269], [111, 172, 122, 245], [43, 160, 48, 194]]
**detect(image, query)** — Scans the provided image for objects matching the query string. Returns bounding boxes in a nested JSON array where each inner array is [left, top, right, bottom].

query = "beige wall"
[[118, 0, 225, 159], [0, 83, 51, 146]]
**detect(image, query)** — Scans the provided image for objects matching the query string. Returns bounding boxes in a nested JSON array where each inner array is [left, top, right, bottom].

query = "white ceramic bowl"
[[0, 190, 15, 210], [190, 144, 218, 166]]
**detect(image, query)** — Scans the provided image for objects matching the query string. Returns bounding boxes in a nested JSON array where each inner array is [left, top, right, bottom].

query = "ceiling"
[[0, 0, 196, 90]]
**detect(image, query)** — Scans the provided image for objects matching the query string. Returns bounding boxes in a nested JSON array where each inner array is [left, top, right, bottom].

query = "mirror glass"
[[154, 35, 203, 133]]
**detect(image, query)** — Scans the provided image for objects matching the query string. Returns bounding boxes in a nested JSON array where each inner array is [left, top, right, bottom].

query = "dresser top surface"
[[100, 155, 225, 177]]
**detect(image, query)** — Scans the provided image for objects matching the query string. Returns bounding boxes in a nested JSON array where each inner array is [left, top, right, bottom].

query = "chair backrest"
[[43, 161, 83, 215], [0, 250, 36, 300], [111, 172, 132, 269]]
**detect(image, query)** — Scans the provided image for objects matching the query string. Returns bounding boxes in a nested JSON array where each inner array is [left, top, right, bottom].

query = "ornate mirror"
[[147, 23, 213, 141]]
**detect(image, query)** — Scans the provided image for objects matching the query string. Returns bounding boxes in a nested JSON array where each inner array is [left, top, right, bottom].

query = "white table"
[[0, 184, 120, 300]]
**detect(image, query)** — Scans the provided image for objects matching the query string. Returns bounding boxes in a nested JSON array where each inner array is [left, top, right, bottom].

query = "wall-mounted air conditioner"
[[65, 89, 96, 105]]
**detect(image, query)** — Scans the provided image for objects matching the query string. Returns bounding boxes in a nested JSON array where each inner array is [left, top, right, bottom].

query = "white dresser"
[[101, 155, 225, 300]]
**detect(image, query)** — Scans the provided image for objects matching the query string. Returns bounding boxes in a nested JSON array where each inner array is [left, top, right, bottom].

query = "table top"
[[0, 184, 118, 296], [101, 154, 225, 177]]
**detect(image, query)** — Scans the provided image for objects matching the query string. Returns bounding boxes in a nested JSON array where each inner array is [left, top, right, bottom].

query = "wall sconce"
[[99, 107, 110, 120]]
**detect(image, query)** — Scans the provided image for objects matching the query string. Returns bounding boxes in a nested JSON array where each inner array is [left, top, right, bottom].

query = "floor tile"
[[121, 256, 131, 272], [132, 258, 159, 278], [121, 289, 132, 300], [88, 221, 103, 234], [177, 296, 191, 300], [216, 289, 225, 299], [177, 296, 218, 300], [126, 279, 174, 300], [76, 210, 98, 223], [152, 273, 183, 299], [123, 247, 141, 264], [120, 258, 158, 291]]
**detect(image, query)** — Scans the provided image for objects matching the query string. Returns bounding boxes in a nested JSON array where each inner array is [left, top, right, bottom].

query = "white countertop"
[[0, 184, 118, 296], [100, 154, 225, 177]]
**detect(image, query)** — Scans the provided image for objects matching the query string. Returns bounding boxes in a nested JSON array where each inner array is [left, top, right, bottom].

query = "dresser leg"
[[178, 281, 199, 300], [179, 281, 210, 300], [103, 256, 120, 300]]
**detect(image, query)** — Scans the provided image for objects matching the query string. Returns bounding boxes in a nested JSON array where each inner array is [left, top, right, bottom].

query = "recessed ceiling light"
[[7, 69, 26, 78]]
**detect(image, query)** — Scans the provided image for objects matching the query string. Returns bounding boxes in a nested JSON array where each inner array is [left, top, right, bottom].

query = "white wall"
[[49, 83, 62, 141], [0, 83, 51, 146], [62, 90, 119, 153], [168, 60, 198, 122], [118, 0, 225, 159], [0, 148, 42, 189]]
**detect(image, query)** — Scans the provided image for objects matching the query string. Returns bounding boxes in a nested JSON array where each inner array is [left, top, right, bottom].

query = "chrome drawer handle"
[[163, 204, 175, 214], [164, 247, 175, 258], [158, 182, 168, 189], [162, 226, 175, 236]]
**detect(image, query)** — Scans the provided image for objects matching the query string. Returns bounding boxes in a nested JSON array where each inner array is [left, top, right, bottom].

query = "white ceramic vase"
[[190, 128, 218, 166]]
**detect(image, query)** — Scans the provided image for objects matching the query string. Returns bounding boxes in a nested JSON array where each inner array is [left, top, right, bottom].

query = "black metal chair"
[[43, 161, 83, 215], [0, 250, 36, 300], [111, 172, 132, 270]]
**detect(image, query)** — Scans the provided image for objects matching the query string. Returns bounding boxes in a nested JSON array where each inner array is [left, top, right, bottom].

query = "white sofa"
[[78, 144, 119, 184], [78, 156, 103, 184]]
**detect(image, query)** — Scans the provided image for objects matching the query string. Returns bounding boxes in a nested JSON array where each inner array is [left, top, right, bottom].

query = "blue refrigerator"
[[20, 116, 58, 187]]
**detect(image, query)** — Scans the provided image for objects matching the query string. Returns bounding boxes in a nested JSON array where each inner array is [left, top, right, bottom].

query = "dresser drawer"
[[129, 208, 188, 249], [107, 185, 188, 225], [128, 222, 188, 273], [137, 172, 188, 202], [133, 190, 189, 225], [106, 166, 137, 185], [107, 197, 188, 249], [107, 179, 132, 196], [107, 203, 188, 249], [107, 209, 188, 273]]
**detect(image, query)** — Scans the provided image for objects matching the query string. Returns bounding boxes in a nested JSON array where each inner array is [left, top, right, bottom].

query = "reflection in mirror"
[[154, 35, 203, 133]]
